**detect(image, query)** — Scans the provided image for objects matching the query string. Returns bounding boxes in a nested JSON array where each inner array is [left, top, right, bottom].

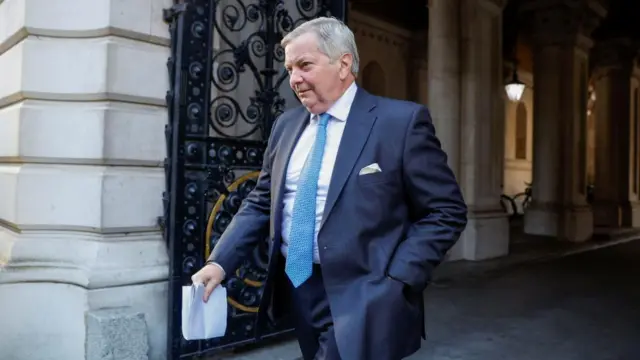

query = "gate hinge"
[[163, 3, 188, 23]]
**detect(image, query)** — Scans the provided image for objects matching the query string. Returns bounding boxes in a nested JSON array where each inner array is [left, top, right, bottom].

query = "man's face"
[[284, 32, 349, 114]]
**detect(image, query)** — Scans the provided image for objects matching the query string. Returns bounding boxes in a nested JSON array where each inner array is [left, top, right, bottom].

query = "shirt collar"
[[311, 81, 358, 123]]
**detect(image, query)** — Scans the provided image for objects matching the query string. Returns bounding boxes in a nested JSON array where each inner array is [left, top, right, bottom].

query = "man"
[[191, 16, 467, 360]]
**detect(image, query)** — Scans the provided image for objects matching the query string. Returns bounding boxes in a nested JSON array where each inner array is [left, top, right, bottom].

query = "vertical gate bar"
[[330, 0, 348, 21], [164, 3, 183, 358], [164, 0, 214, 359], [263, 1, 276, 141]]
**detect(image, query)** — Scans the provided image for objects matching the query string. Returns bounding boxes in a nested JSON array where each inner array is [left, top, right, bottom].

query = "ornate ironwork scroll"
[[163, 0, 346, 358]]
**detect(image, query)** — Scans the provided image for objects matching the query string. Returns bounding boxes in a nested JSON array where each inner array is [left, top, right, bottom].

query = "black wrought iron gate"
[[162, 1, 346, 358]]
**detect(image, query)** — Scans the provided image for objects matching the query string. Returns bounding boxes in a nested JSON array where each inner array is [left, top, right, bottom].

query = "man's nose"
[[289, 70, 303, 87]]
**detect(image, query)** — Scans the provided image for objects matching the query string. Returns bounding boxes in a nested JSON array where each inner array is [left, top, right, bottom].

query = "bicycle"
[[512, 181, 532, 215]]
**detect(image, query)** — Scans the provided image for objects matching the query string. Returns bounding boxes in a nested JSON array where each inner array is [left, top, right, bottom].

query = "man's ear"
[[339, 53, 353, 80]]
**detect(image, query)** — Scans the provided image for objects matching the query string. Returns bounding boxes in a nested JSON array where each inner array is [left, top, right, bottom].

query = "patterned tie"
[[285, 113, 331, 288]]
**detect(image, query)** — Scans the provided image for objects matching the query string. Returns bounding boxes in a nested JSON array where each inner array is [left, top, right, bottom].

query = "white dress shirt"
[[280, 82, 358, 263]]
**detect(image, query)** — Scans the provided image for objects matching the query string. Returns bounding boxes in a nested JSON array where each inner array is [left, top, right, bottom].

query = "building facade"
[[0, 0, 639, 359]]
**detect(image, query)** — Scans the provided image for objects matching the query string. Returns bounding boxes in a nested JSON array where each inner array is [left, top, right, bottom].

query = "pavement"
[[408, 239, 640, 360], [207, 233, 640, 360]]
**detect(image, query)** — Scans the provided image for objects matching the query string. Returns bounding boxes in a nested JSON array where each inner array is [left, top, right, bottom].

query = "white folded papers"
[[181, 283, 228, 340]]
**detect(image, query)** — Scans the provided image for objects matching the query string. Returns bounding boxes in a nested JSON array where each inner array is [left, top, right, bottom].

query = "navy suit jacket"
[[209, 87, 467, 359]]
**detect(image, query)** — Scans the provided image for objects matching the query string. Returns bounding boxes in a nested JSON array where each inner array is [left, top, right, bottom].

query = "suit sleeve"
[[386, 105, 468, 291], [206, 129, 276, 277]]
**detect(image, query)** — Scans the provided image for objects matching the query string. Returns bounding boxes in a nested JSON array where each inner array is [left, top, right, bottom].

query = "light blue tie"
[[285, 113, 331, 288]]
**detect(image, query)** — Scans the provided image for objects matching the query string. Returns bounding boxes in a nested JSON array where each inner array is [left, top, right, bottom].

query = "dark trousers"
[[288, 264, 341, 360]]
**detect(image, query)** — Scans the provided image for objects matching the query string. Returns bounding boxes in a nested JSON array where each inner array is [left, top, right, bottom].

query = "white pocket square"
[[359, 163, 382, 175]]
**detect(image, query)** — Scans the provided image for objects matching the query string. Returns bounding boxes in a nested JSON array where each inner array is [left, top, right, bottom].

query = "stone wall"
[[0, 0, 172, 359], [348, 11, 413, 100]]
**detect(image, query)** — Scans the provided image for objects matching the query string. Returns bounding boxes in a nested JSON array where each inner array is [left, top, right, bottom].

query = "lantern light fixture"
[[505, 68, 525, 102]]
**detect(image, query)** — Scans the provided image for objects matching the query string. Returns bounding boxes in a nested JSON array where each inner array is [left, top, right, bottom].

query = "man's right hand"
[[191, 263, 225, 302]]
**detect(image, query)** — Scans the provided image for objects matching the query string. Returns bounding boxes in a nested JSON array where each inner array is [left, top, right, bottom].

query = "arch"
[[361, 61, 386, 96], [515, 102, 527, 160]]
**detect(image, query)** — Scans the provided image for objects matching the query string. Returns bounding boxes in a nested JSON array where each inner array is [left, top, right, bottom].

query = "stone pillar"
[[427, 0, 461, 176], [428, 0, 509, 260], [522, 1, 606, 242], [591, 39, 640, 228], [0, 1, 171, 359], [453, 0, 510, 260]]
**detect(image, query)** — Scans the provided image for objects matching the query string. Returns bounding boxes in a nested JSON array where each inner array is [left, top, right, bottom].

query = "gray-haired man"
[[191, 17, 467, 360]]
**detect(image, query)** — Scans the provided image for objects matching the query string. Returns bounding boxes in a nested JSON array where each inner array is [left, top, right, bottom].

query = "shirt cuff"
[[205, 260, 226, 279]]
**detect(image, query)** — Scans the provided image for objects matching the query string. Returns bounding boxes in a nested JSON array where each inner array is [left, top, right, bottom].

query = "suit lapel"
[[321, 88, 378, 228], [271, 108, 309, 239]]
